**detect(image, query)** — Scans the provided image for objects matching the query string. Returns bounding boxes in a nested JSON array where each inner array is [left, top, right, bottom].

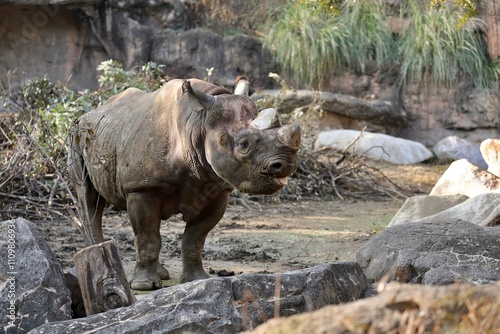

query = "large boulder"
[[388, 194, 469, 227], [247, 283, 500, 334], [480, 138, 500, 177], [30, 263, 366, 333], [430, 159, 500, 197], [0, 218, 72, 334], [231, 262, 367, 330], [356, 220, 500, 285], [151, 28, 277, 90], [433, 135, 486, 168], [314, 129, 433, 164]]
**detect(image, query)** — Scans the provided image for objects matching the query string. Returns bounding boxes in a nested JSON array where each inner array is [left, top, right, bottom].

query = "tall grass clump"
[[399, 0, 496, 89], [262, 1, 349, 88], [262, 0, 395, 88], [262, 0, 497, 91], [341, 0, 396, 73]]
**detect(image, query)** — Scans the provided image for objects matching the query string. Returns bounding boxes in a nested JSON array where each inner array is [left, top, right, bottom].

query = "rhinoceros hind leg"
[[157, 261, 170, 280], [180, 192, 229, 283]]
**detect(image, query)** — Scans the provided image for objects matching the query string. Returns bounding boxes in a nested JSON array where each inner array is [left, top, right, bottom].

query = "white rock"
[[430, 159, 500, 197], [480, 138, 500, 177], [315, 130, 433, 164]]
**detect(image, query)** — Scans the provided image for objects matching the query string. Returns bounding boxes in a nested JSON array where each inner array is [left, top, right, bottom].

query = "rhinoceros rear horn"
[[278, 122, 301, 150], [182, 80, 220, 110], [250, 108, 281, 130], [234, 75, 250, 96]]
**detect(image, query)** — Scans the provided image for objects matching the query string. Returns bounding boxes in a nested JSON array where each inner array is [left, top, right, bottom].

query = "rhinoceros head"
[[182, 77, 301, 194]]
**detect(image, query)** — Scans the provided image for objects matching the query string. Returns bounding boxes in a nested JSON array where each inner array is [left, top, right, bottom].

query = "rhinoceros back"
[[72, 87, 170, 208]]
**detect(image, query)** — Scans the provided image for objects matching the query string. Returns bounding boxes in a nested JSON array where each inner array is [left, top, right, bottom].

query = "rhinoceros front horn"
[[250, 108, 281, 130], [182, 80, 220, 110], [234, 75, 250, 96], [277, 122, 301, 150]]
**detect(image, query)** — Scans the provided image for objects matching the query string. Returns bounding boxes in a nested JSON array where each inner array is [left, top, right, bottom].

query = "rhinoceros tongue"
[[277, 177, 288, 186], [250, 108, 280, 130]]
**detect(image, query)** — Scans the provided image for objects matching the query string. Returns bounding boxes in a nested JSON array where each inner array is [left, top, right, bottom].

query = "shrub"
[[0, 60, 166, 216]]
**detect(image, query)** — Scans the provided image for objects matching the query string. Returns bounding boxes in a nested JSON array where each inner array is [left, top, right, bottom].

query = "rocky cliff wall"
[[0, 0, 277, 90]]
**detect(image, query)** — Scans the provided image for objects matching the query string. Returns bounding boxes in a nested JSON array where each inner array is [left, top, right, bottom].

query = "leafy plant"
[[97, 60, 166, 97], [17, 60, 167, 170]]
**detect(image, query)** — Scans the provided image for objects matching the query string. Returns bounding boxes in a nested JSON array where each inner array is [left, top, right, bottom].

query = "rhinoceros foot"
[[180, 268, 210, 283], [157, 262, 170, 280], [129, 269, 163, 290]]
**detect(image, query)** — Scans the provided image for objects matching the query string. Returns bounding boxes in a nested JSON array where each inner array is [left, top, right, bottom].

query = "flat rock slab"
[[415, 192, 500, 227], [388, 194, 469, 227], [389, 193, 500, 228], [247, 283, 500, 334], [356, 220, 500, 285], [0, 218, 72, 334], [30, 262, 366, 334]]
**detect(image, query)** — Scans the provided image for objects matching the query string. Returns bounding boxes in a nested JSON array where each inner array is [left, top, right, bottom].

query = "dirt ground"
[[35, 162, 446, 291]]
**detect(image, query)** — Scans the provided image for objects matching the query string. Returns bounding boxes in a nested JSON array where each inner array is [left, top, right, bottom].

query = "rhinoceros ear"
[[234, 75, 250, 96], [182, 80, 221, 111], [250, 108, 281, 130]]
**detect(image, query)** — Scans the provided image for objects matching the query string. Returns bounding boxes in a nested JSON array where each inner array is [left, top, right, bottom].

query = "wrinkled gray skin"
[[68, 78, 300, 290]]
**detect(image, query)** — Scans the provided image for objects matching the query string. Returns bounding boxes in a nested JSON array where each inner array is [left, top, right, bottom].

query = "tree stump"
[[73, 240, 136, 315]]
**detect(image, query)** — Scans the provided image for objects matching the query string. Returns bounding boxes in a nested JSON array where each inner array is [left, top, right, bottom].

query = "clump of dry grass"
[[279, 147, 413, 202]]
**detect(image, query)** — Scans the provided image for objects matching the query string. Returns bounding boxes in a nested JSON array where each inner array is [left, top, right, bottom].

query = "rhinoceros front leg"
[[126, 192, 164, 290], [180, 192, 229, 283]]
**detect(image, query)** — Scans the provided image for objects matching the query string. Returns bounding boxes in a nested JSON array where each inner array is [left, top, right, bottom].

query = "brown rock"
[[248, 283, 500, 334]]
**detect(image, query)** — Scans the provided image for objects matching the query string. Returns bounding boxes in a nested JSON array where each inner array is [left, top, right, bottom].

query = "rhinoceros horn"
[[250, 108, 281, 130], [278, 122, 301, 150], [182, 80, 221, 110], [234, 75, 250, 96]]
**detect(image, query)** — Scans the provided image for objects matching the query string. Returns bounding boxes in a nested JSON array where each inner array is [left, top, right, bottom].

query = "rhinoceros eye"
[[239, 140, 249, 150], [235, 131, 258, 158]]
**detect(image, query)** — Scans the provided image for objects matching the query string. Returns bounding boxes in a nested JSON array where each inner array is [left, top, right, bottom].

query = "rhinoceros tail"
[[67, 129, 103, 246]]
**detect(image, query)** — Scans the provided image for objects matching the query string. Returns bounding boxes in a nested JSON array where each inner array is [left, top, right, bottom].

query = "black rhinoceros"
[[68, 77, 300, 290]]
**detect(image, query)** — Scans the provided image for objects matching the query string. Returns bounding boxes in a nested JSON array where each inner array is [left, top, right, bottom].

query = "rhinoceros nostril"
[[269, 162, 283, 173]]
